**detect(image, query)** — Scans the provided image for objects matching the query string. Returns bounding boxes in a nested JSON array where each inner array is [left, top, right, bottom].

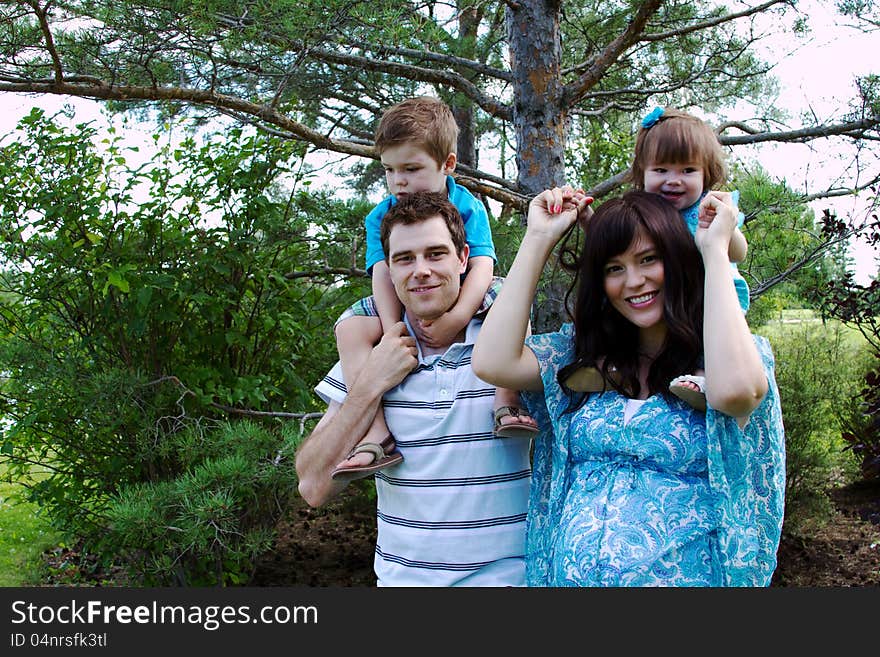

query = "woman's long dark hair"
[[558, 191, 705, 405]]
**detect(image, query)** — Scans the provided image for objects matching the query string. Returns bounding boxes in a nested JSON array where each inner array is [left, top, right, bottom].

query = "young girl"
[[472, 187, 785, 586], [565, 107, 751, 411]]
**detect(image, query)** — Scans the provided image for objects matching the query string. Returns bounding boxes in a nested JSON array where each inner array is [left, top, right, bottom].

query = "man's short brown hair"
[[374, 96, 459, 167], [380, 192, 467, 260]]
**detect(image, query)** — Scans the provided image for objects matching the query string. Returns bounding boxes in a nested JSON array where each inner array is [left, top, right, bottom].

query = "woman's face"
[[602, 228, 666, 334]]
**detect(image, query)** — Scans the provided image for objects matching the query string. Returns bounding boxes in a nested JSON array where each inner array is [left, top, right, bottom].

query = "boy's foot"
[[669, 375, 707, 412], [564, 365, 618, 392], [330, 435, 403, 482], [494, 406, 539, 439]]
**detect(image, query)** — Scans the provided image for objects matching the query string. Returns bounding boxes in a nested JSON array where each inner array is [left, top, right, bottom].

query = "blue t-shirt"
[[364, 175, 496, 274], [681, 191, 750, 313]]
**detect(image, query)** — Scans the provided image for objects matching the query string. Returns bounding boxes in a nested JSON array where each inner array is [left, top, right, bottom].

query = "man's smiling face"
[[387, 214, 468, 321]]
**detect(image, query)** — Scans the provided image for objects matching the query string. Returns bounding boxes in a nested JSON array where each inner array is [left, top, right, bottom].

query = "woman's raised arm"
[[472, 188, 589, 391]]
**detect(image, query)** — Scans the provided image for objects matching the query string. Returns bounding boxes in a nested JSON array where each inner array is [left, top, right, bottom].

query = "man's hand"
[[361, 321, 419, 391]]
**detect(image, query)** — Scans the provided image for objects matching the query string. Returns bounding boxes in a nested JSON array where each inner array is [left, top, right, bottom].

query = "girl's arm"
[[703, 191, 748, 263], [473, 188, 587, 392], [729, 227, 748, 263], [696, 194, 767, 421], [371, 260, 404, 332]]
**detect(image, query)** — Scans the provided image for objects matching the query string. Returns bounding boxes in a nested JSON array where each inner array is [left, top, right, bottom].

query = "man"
[[295, 192, 531, 586]]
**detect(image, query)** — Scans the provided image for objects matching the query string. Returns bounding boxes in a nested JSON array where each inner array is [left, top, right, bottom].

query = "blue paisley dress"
[[522, 324, 786, 587]]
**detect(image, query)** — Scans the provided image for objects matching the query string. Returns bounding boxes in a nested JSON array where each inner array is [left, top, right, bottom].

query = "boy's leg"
[[333, 316, 402, 478], [493, 387, 539, 439], [493, 317, 539, 438]]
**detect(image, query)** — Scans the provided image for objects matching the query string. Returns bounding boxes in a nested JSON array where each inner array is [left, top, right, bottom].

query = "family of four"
[[294, 97, 786, 587]]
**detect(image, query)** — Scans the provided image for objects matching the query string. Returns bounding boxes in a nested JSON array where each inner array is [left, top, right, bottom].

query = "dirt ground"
[[250, 479, 880, 587]]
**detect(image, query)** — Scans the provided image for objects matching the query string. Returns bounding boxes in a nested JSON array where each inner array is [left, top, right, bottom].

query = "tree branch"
[[283, 267, 367, 280], [720, 116, 880, 145], [640, 0, 788, 42], [27, 0, 63, 84], [563, 0, 665, 105], [0, 80, 377, 158]]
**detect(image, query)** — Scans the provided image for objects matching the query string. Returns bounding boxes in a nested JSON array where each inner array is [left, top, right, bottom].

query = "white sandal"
[[669, 375, 707, 411]]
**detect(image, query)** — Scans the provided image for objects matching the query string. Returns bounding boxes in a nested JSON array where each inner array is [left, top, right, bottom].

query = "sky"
[[0, 1, 878, 283]]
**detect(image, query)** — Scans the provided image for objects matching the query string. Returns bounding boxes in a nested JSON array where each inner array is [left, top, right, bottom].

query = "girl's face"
[[643, 161, 704, 210], [603, 229, 666, 339]]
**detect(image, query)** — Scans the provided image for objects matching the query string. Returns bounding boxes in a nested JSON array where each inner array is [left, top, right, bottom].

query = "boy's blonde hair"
[[374, 96, 459, 166], [628, 108, 728, 192]]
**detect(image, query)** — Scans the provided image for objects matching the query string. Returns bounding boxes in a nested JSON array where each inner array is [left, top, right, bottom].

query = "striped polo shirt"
[[315, 317, 531, 586]]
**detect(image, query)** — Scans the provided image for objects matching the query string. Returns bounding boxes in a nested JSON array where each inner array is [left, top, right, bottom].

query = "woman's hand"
[[526, 186, 593, 247], [694, 191, 738, 258]]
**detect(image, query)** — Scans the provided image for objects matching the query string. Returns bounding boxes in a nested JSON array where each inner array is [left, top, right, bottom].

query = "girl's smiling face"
[[643, 161, 704, 210]]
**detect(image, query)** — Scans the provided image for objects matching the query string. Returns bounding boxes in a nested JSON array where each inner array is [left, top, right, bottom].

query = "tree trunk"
[[451, 2, 480, 168], [506, 0, 566, 196]]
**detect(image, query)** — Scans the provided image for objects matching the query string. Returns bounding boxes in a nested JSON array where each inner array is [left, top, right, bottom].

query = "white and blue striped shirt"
[[316, 318, 531, 587]]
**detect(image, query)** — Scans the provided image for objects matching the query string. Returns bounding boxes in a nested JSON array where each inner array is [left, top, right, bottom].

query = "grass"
[[0, 469, 60, 586]]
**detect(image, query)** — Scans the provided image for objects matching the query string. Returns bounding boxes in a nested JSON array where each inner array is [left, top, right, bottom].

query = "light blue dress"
[[522, 324, 786, 587]]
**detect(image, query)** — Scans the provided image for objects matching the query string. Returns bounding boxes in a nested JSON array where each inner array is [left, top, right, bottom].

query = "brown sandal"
[[493, 406, 539, 439], [330, 435, 403, 482]]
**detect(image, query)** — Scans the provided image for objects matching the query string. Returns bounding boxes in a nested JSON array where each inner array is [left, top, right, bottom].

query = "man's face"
[[387, 215, 468, 322]]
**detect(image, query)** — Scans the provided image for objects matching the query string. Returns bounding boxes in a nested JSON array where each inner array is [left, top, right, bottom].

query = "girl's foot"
[[669, 375, 707, 412]]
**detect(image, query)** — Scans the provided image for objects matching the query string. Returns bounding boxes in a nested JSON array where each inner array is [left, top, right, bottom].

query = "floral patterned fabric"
[[522, 324, 786, 587]]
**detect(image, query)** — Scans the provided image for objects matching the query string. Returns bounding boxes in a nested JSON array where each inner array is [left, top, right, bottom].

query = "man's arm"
[[295, 322, 417, 507]]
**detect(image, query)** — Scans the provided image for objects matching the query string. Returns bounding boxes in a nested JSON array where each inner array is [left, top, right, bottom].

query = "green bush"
[[0, 109, 369, 583], [763, 317, 868, 529], [106, 420, 300, 586]]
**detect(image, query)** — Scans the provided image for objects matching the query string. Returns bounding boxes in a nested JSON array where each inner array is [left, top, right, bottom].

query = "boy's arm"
[[452, 255, 495, 321], [371, 260, 404, 331], [413, 255, 494, 348]]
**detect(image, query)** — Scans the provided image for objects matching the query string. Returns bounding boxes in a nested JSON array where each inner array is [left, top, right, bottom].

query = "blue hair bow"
[[641, 106, 664, 129]]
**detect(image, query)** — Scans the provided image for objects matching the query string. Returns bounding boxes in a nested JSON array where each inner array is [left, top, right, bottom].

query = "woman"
[[472, 188, 785, 586]]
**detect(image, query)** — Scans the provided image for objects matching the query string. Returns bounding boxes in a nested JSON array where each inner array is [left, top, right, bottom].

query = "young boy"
[[331, 96, 537, 482]]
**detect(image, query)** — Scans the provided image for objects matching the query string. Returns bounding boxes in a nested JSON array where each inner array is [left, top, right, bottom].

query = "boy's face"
[[643, 161, 704, 210], [380, 143, 456, 199], [387, 215, 468, 322]]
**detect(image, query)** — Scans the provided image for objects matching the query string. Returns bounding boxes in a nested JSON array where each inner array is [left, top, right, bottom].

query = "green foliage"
[[762, 317, 869, 529], [106, 420, 300, 586], [0, 470, 61, 586], [816, 206, 880, 479], [0, 109, 370, 582], [734, 166, 845, 311]]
